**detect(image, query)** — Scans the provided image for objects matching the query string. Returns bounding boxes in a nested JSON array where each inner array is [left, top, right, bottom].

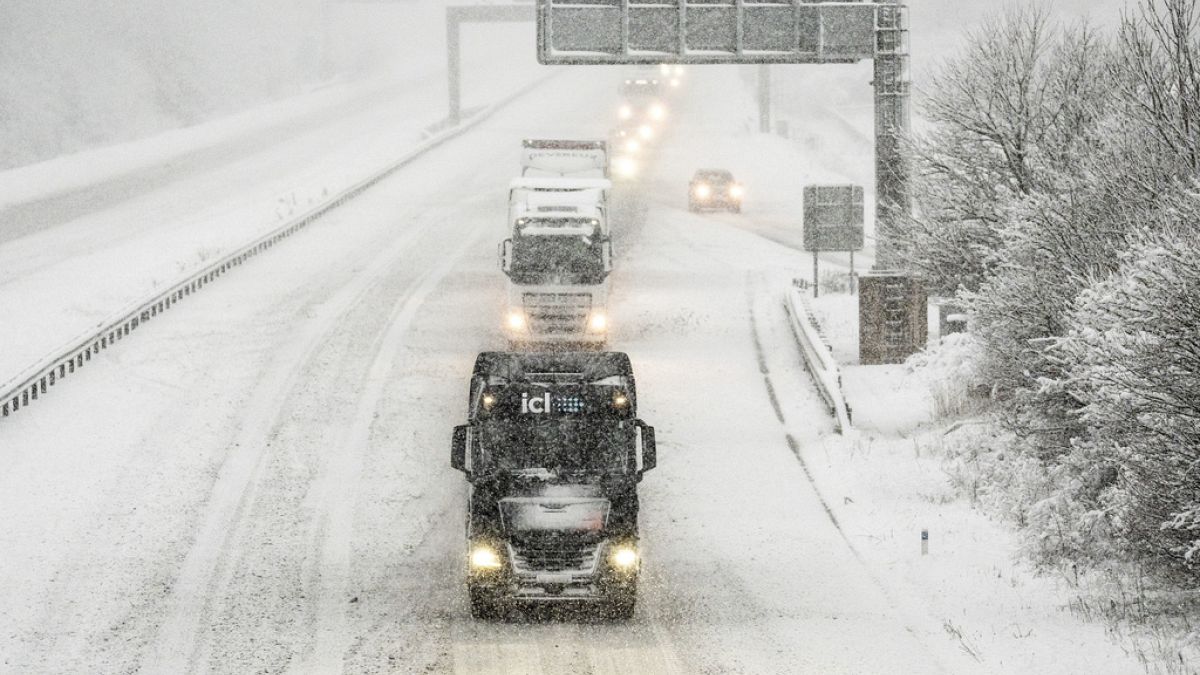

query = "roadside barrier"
[[783, 282, 853, 433], [0, 73, 557, 419]]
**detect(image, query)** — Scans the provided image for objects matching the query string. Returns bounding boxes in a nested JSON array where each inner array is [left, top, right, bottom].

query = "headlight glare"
[[589, 313, 608, 332], [506, 311, 526, 330], [611, 546, 638, 568], [471, 545, 503, 569]]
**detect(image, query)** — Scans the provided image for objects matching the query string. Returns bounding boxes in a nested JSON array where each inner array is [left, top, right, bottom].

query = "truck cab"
[[499, 212, 613, 345], [451, 352, 656, 620]]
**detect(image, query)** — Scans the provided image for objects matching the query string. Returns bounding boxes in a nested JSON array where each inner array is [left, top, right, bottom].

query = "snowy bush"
[[1059, 227, 1200, 581], [908, 331, 988, 419], [910, 0, 1200, 589]]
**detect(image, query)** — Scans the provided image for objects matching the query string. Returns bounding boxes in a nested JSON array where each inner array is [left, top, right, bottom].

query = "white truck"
[[501, 140, 615, 346], [519, 139, 608, 179]]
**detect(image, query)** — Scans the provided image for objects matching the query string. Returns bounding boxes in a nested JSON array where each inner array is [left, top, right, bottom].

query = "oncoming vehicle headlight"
[[618, 104, 633, 120], [624, 139, 641, 154], [693, 183, 711, 199], [471, 545, 503, 570], [506, 311, 526, 330], [649, 103, 666, 120], [729, 184, 745, 199], [588, 312, 608, 332], [611, 546, 638, 568], [614, 156, 638, 178], [638, 124, 654, 140]]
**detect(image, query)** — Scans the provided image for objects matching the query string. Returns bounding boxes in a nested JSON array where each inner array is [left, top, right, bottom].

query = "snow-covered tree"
[[901, 5, 1110, 296], [1060, 225, 1200, 580]]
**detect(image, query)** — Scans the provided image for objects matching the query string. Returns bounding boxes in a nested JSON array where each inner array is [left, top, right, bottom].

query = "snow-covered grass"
[[805, 287, 1200, 675], [0, 20, 547, 384]]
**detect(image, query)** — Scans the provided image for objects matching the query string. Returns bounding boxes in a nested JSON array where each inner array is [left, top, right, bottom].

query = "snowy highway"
[[0, 64, 1138, 674]]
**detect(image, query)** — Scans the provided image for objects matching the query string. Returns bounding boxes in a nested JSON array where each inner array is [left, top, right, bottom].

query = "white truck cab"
[[499, 213, 613, 346]]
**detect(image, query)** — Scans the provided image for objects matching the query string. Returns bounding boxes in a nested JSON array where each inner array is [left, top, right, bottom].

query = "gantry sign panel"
[[537, 0, 878, 64], [802, 185, 865, 252]]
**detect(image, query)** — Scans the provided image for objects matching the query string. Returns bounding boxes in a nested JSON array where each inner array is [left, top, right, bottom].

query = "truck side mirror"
[[603, 238, 614, 274], [635, 419, 656, 474], [451, 424, 469, 472], [499, 239, 513, 275]]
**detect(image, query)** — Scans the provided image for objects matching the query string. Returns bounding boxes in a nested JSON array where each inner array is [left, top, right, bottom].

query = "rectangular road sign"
[[537, 0, 878, 65], [803, 185, 864, 251]]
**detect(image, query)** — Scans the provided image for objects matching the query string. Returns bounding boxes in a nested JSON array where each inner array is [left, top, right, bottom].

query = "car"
[[688, 169, 743, 213]]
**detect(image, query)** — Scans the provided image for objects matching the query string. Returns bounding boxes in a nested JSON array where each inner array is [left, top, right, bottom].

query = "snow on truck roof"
[[509, 177, 612, 191], [474, 352, 633, 382]]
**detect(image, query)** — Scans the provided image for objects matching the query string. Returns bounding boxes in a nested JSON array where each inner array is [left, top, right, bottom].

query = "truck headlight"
[[618, 104, 633, 120], [588, 312, 607, 332], [471, 545, 503, 569], [624, 138, 640, 154], [611, 546, 638, 568], [638, 124, 653, 140], [649, 103, 666, 120], [693, 184, 711, 199], [506, 311, 526, 330], [729, 184, 744, 199]]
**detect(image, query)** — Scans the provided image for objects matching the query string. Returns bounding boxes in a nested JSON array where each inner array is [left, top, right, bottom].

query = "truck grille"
[[523, 293, 591, 334], [508, 538, 601, 574]]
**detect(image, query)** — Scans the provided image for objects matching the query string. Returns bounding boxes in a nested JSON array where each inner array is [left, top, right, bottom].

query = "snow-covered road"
[[0, 64, 1144, 674]]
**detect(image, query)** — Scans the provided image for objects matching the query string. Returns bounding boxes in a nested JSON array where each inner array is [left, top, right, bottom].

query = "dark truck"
[[451, 351, 657, 620]]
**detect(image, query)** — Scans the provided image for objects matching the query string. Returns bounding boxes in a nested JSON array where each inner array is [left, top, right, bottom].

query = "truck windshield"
[[509, 235, 604, 285], [478, 418, 632, 475]]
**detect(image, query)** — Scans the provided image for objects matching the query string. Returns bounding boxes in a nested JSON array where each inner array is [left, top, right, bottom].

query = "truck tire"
[[469, 586, 503, 621]]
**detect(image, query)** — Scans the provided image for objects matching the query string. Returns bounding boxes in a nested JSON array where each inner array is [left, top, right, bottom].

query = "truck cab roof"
[[470, 351, 637, 418]]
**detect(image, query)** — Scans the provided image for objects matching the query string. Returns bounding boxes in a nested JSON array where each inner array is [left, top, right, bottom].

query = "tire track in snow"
[[289, 229, 482, 674], [744, 271, 986, 675], [139, 217, 444, 675]]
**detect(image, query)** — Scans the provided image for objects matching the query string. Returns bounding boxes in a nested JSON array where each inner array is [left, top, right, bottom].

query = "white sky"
[[910, 0, 1135, 78]]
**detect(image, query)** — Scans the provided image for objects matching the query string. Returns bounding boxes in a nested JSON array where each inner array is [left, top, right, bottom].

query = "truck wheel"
[[469, 586, 503, 621]]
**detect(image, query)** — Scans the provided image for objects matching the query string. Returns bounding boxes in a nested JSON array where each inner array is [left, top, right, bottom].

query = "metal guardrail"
[[0, 73, 556, 420], [784, 283, 853, 434]]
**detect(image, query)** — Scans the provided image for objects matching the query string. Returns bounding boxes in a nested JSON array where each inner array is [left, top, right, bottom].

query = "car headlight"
[[471, 545, 503, 569], [693, 184, 711, 199], [614, 156, 637, 178], [611, 546, 638, 568], [729, 184, 744, 199], [589, 312, 608, 332], [638, 124, 654, 140], [649, 103, 666, 120], [618, 104, 633, 120], [506, 311, 526, 330]]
